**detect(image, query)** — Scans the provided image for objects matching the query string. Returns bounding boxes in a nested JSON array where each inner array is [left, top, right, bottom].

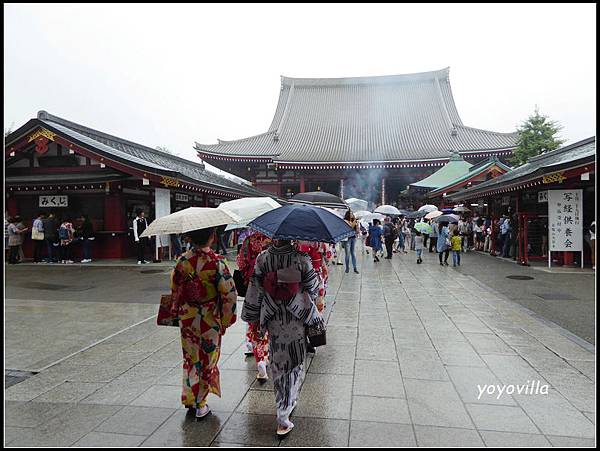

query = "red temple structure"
[[195, 68, 518, 207]]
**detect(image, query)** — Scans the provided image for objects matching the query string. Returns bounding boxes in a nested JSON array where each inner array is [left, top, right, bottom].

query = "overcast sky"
[[4, 3, 596, 175]]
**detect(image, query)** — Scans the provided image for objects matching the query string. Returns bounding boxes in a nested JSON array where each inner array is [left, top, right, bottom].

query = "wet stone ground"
[[4, 250, 596, 447]]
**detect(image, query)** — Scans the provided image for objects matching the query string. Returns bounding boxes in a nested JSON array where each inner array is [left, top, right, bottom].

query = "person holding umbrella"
[[436, 221, 451, 266], [243, 203, 353, 436], [170, 226, 238, 419]]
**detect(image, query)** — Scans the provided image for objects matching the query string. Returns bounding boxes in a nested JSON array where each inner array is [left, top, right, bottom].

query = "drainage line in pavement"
[[30, 314, 157, 373]]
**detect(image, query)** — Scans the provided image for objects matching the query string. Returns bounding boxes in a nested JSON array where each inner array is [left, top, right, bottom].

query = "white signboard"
[[39, 195, 68, 207], [154, 188, 171, 256], [548, 189, 582, 252], [538, 191, 548, 203]]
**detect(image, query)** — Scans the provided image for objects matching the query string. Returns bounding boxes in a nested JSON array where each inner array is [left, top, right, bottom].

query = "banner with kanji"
[[548, 189, 582, 251]]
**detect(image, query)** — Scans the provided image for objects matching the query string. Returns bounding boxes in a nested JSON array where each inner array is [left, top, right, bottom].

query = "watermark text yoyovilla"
[[477, 381, 549, 400]]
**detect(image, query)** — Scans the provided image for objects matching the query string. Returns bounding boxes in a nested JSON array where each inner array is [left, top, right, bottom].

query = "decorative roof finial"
[[451, 127, 457, 137]]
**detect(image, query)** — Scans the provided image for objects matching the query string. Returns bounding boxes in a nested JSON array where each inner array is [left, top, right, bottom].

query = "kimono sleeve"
[[217, 259, 238, 330], [170, 260, 189, 306]]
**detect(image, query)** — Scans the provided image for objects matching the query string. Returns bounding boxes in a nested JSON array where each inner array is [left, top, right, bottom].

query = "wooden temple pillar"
[[300, 174, 305, 193]]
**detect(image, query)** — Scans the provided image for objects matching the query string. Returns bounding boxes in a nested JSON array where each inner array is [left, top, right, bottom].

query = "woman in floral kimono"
[[296, 241, 329, 313], [243, 240, 323, 436], [237, 231, 272, 380], [171, 227, 238, 419]]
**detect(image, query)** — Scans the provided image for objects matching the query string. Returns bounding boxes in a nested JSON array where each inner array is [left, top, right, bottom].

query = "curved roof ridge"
[[37, 110, 208, 171], [281, 67, 450, 87], [196, 130, 276, 148], [454, 124, 518, 136]]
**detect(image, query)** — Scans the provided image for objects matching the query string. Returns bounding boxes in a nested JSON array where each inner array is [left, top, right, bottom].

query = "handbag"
[[32, 228, 44, 241], [306, 321, 326, 347], [233, 269, 247, 298], [157, 294, 179, 327]]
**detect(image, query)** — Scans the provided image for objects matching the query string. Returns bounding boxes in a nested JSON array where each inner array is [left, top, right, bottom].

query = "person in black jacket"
[[133, 209, 149, 264], [78, 214, 94, 263], [383, 217, 397, 259], [42, 212, 59, 263]]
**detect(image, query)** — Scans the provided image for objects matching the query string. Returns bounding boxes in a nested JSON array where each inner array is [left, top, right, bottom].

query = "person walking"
[[451, 229, 462, 266], [368, 219, 384, 262], [415, 231, 424, 264], [382, 216, 397, 260], [401, 218, 411, 253], [458, 218, 468, 252], [429, 219, 438, 253], [133, 209, 149, 264], [7, 216, 28, 264], [437, 222, 450, 266], [78, 215, 94, 263], [358, 222, 368, 254], [342, 211, 360, 273], [42, 213, 59, 262], [32, 212, 46, 263], [237, 231, 272, 381], [243, 239, 323, 436], [170, 227, 238, 419], [59, 218, 75, 263]]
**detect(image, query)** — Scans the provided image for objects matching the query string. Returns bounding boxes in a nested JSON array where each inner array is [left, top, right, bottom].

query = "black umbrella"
[[434, 214, 460, 224], [248, 204, 355, 243], [289, 191, 348, 209], [406, 210, 426, 219]]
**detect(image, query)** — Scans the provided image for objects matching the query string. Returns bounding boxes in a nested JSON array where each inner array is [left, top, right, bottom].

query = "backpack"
[[59, 226, 70, 240]]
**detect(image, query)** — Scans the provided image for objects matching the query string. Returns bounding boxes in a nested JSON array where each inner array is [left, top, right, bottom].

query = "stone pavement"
[[4, 250, 596, 447]]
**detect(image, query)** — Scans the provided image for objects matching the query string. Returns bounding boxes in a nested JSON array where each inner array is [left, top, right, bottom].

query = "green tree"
[[510, 107, 565, 166]]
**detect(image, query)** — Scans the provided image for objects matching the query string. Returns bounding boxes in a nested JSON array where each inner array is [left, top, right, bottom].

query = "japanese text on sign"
[[39, 195, 68, 207], [548, 189, 582, 251]]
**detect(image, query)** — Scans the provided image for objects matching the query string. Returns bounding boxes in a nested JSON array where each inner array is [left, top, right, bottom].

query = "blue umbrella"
[[248, 204, 355, 243]]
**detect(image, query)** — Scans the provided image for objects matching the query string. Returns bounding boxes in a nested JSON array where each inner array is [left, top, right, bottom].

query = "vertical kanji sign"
[[548, 189, 582, 252]]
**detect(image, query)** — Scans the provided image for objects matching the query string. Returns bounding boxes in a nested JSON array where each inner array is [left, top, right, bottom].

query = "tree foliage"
[[510, 107, 565, 167]]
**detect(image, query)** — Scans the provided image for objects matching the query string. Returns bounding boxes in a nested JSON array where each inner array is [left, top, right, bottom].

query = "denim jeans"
[[416, 249, 423, 260], [453, 250, 461, 266], [82, 238, 92, 260], [342, 237, 357, 270]]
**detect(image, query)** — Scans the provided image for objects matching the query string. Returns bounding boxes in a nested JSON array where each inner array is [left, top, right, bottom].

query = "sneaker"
[[257, 361, 268, 380], [354, 269, 359, 274], [444, 262, 449, 266], [195, 405, 211, 418], [137, 261, 142, 265], [345, 268, 349, 273]]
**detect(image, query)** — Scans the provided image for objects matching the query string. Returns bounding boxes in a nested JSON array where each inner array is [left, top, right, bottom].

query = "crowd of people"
[[5, 212, 95, 264]]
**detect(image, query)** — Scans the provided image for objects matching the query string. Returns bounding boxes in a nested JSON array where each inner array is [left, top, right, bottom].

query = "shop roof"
[[6, 111, 275, 199], [409, 151, 473, 189], [449, 137, 596, 200], [428, 157, 511, 197], [195, 67, 517, 163]]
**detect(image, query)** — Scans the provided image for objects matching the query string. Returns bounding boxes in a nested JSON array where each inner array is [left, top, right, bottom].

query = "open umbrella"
[[354, 210, 371, 219], [425, 210, 443, 220], [418, 204, 438, 213], [289, 191, 348, 209], [374, 205, 401, 215], [434, 214, 460, 224], [219, 197, 281, 231], [415, 222, 433, 234], [248, 204, 355, 243], [453, 206, 471, 213], [345, 198, 368, 212], [361, 212, 386, 223], [407, 210, 427, 219], [140, 207, 241, 238]]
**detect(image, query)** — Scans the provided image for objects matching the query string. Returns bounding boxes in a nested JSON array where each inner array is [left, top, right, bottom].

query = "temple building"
[[195, 68, 518, 206], [5, 111, 274, 259]]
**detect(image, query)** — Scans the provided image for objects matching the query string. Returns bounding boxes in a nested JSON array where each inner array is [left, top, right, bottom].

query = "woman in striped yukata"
[[242, 239, 323, 436]]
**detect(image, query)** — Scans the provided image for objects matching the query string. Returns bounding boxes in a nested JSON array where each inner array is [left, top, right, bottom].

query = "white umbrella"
[[425, 210, 443, 220], [374, 205, 401, 215], [418, 204, 438, 213], [362, 212, 386, 223], [140, 207, 241, 238], [218, 197, 281, 226], [345, 198, 368, 212], [320, 206, 346, 218], [453, 205, 471, 213], [354, 210, 371, 219]]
